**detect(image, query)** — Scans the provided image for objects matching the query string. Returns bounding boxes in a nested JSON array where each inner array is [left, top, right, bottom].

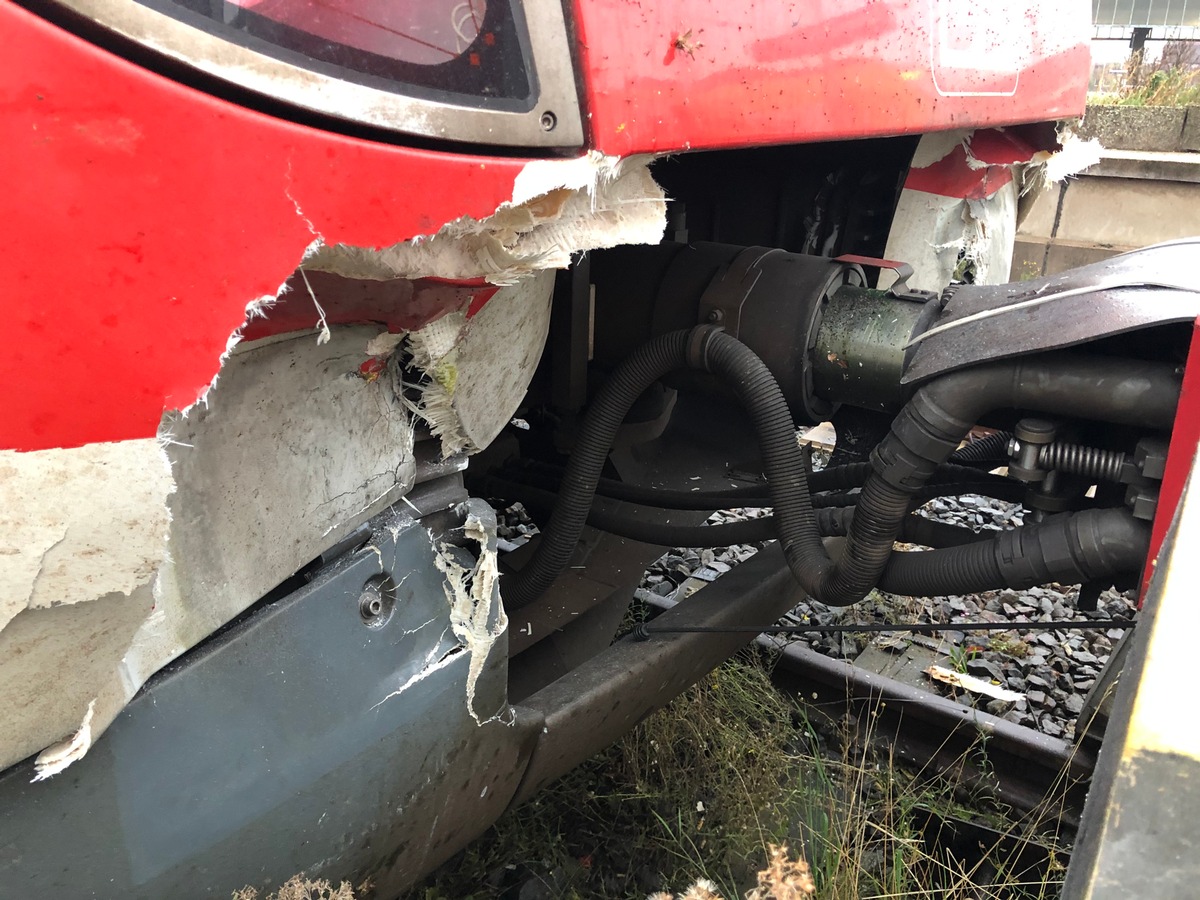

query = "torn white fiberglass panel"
[[882, 128, 1100, 292], [306, 152, 665, 285], [434, 509, 506, 723], [0, 152, 668, 777], [886, 180, 1020, 291]]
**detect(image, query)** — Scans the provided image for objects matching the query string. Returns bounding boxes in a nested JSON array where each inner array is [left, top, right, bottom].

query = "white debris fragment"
[[365, 330, 407, 356], [924, 665, 1023, 702], [1040, 134, 1103, 185], [32, 700, 96, 782], [434, 513, 506, 723]]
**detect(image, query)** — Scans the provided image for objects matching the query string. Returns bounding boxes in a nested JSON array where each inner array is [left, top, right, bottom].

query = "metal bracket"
[[696, 246, 782, 337], [833, 254, 933, 302]]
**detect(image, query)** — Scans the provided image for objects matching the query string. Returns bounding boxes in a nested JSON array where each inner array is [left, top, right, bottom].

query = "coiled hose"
[[503, 327, 831, 609]]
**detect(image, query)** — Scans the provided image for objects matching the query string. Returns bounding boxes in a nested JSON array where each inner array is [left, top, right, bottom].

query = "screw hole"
[[358, 574, 397, 628], [540, 111, 557, 131]]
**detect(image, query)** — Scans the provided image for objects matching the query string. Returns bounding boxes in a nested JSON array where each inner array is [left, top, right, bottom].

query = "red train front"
[[1, 1, 1196, 896]]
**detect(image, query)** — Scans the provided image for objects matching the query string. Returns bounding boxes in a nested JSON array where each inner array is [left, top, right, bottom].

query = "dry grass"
[[1092, 67, 1200, 107], [407, 649, 1076, 900], [1090, 41, 1200, 107], [233, 876, 359, 900], [652, 844, 815, 900]]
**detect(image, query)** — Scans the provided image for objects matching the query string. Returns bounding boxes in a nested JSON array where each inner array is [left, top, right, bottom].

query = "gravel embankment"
[[632, 493, 1136, 741]]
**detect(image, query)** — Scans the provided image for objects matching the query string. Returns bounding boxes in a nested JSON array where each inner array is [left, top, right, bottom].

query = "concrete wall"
[[1013, 105, 1200, 280], [1077, 105, 1200, 153]]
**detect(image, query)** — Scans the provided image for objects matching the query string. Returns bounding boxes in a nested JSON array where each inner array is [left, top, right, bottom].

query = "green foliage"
[[1090, 65, 1200, 107], [946, 643, 981, 674]]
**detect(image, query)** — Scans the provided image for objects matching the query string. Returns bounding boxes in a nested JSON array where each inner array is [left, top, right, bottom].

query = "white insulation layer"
[[0, 152, 668, 776]]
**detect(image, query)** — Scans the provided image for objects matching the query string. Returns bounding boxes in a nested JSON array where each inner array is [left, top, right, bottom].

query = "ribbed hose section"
[[878, 508, 1149, 596], [1038, 442, 1127, 482], [815, 475, 916, 604], [702, 332, 832, 592], [949, 431, 1013, 466], [878, 542, 1004, 596], [503, 330, 694, 609], [503, 328, 833, 608], [486, 477, 984, 549]]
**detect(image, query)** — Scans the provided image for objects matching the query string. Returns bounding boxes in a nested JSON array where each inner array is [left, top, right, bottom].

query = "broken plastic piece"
[[924, 664, 1023, 702]]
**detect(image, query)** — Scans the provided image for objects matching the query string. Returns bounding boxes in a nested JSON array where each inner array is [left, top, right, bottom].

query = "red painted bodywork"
[[903, 125, 1055, 200], [0, 2, 528, 452], [570, 0, 1090, 155], [1144, 319, 1200, 601], [1, 0, 1091, 452], [236, 273, 499, 344]]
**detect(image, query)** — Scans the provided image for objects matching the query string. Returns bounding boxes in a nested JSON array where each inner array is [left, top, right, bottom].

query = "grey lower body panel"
[[0, 493, 801, 896], [0, 504, 540, 898]]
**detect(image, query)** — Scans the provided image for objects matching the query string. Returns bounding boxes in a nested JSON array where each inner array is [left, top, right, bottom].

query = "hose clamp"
[[685, 324, 725, 372]]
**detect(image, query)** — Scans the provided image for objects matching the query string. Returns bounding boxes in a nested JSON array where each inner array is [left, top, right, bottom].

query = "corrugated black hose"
[[877, 508, 1150, 596], [492, 460, 1015, 510], [948, 430, 1013, 467], [489, 479, 986, 549], [486, 471, 1017, 545], [503, 327, 834, 609], [817, 354, 1178, 605]]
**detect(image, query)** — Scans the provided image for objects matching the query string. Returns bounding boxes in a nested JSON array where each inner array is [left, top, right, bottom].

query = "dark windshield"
[[140, 0, 534, 107]]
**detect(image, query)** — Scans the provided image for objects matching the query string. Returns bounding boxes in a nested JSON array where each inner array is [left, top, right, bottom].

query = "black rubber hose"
[[501, 331, 694, 608], [878, 508, 1150, 596], [492, 459, 1011, 512], [495, 479, 985, 549], [504, 323, 1178, 610], [583, 461, 1002, 508], [503, 328, 833, 609], [819, 354, 1179, 605]]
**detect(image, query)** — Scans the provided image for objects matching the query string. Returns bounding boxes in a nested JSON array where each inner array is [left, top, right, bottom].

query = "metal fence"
[[1093, 0, 1200, 39]]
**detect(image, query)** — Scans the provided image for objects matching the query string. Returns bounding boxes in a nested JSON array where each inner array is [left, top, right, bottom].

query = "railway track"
[[640, 591, 1113, 830], [766, 634, 1097, 827]]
